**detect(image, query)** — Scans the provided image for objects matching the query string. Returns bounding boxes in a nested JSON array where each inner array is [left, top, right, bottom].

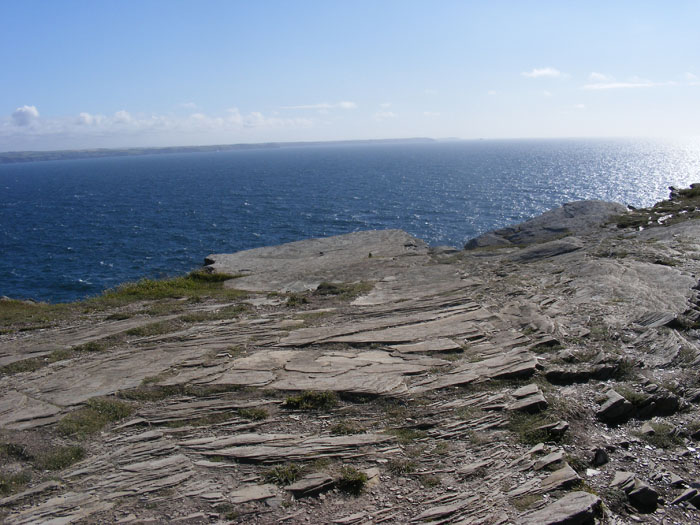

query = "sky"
[[1, 0, 699, 151]]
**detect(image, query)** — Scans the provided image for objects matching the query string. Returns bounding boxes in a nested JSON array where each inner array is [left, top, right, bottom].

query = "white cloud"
[[684, 72, 698, 81], [114, 110, 133, 123], [11, 105, 39, 126], [423, 111, 440, 117], [582, 80, 674, 90], [282, 101, 357, 110], [379, 102, 392, 108], [522, 67, 562, 78], [76, 112, 104, 125], [543, 90, 552, 97], [180, 102, 198, 109], [574, 103, 586, 110], [373, 111, 397, 121], [588, 72, 611, 82], [487, 90, 497, 96]]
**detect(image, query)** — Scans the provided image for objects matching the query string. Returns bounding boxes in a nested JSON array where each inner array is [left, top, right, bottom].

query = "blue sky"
[[1, 1, 699, 151]]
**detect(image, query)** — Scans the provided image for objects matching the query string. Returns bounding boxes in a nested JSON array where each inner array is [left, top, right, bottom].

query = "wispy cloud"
[[542, 90, 552, 97], [582, 79, 675, 90], [588, 72, 611, 82], [11, 105, 39, 126], [180, 102, 198, 109], [423, 111, 440, 117], [574, 103, 586, 110], [282, 101, 357, 110], [373, 111, 397, 121], [487, 90, 497, 96], [522, 67, 562, 78], [379, 102, 392, 108]]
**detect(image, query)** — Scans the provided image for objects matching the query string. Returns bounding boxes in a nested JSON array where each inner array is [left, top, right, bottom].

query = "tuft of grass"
[[313, 281, 374, 301], [237, 407, 268, 421], [419, 474, 441, 488], [387, 458, 416, 475], [0, 298, 77, 332], [336, 466, 368, 496], [57, 397, 133, 437], [72, 340, 106, 353], [507, 412, 560, 445], [637, 422, 684, 449], [330, 421, 364, 435], [616, 386, 648, 408], [283, 391, 338, 411], [285, 293, 309, 307], [91, 270, 244, 305], [0, 471, 31, 496], [264, 463, 303, 485], [35, 445, 85, 470], [125, 320, 180, 337], [0, 358, 44, 376]]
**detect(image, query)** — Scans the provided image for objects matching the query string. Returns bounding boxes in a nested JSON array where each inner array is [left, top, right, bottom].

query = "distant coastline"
[[0, 137, 436, 165]]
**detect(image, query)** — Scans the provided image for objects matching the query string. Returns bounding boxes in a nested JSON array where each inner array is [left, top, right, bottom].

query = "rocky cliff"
[[1, 186, 699, 524]]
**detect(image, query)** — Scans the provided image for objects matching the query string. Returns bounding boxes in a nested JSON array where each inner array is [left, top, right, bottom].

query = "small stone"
[[520, 491, 602, 525], [640, 422, 655, 435], [591, 447, 609, 466]]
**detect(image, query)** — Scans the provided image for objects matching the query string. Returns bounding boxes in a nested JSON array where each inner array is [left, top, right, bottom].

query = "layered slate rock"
[[205, 229, 429, 293], [465, 200, 627, 249], [520, 491, 602, 525]]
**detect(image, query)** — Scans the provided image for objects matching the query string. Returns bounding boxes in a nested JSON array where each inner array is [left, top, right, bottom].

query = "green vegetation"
[[330, 421, 365, 435], [507, 412, 560, 445], [264, 463, 303, 485], [283, 391, 338, 411], [612, 184, 700, 230], [92, 270, 244, 305], [0, 298, 77, 332], [0, 358, 44, 376], [35, 445, 85, 470], [237, 407, 268, 420], [387, 458, 416, 475], [313, 281, 374, 300], [285, 293, 309, 307], [387, 428, 427, 444], [419, 474, 441, 488], [57, 397, 133, 437], [0, 470, 31, 496], [125, 320, 180, 337], [336, 466, 368, 495], [637, 422, 683, 449]]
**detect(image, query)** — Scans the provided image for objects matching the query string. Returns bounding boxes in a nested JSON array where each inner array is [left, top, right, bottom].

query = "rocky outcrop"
[[465, 200, 627, 249], [1, 188, 699, 524]]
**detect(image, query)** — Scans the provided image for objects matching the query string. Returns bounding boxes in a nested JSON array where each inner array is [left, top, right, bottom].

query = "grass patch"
[[57, 398, 133, 437], [330, 421, 365, 435], [0, 471, 31, 496], [637, 422, 683, 449], [264, 463, 303, 485], [507, 412, 559, 445], [616, 386, 648, 408], [336, 466, 368, 496], [283, 391, 338, 411], [0, 358, 44, 376], [285, 293, 309, 307], [91, 270, 244, 306], [237, 407, 268, 421], [419, 474, 441, 488], [35, 445, 85, 470], [0, 298, 78, 332], [313, 281, 374, 300], [387, 458, 416, 475], [179, 304, 248, 323]]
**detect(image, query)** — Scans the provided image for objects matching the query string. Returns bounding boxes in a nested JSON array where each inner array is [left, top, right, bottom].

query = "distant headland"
[[0, 137, 436, 165]]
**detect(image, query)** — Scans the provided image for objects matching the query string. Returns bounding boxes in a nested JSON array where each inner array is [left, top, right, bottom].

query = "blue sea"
[[1, 138, 699, 303]]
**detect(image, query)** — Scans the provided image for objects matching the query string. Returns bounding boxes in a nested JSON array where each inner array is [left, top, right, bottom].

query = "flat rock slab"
[[205, 229, 429, 293], [5, 492, 114, 525], [412, 349, 537, 392], [0, 390, 62, 430], [185, 432, 394, 463], [286, 473, 335, 497], [520, 490, 602, 525], [465, 200, 626, 249], [230, 484, 277, 504]]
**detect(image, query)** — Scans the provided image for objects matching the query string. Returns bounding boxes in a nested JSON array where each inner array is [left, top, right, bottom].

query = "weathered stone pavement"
[[2, 192, 700, 524]]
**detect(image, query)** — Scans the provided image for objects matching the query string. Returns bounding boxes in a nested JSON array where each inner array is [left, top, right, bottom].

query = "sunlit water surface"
[[2, 138, 699, 302]]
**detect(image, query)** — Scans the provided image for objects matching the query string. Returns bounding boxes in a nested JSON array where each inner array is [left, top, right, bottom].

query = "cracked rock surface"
[[2, 190, 700, 524]]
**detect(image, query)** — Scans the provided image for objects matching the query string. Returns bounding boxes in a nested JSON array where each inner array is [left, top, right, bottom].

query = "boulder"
[[465, 200, 627, 249], [610, 471, 659, 513], [596, 390, 633, 425], [520, 491, 602, 525]]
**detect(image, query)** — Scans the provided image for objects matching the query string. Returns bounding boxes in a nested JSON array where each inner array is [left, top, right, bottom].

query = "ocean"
[[1, 138, 699, 303]]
